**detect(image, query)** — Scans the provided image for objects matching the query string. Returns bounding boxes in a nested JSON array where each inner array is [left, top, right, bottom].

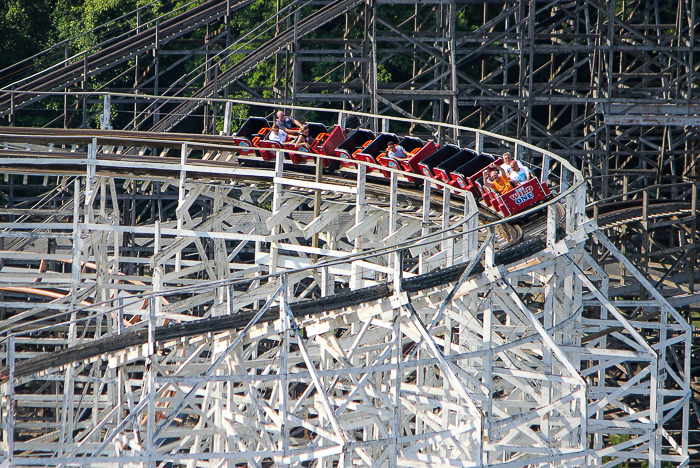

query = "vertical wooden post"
[[560, 165, 570, 195], [642, 189, 649, 278], [279, 275, 290, 466], [313, 156, 322, 250], [223, 102, 233, 136], [475, 132, 483, 155], [463, 192, 477, 263], [390, 171, 400, 291], [86, 138, 97, 202], [59, 178, 82, 455], [64, 41, 70, 128], [389, 287, 401, 468], [442, 185, 453, 267], [691, 183, 697, 293], [1, 335, 15, 461], [100, 94, 112, 130], [351, 165, 366, 289], [154, 19, 160, 126], [9, 85, 15, 127], [541, 154, 550, 185], [485, 226, 495, 269], [71, 178, 81, 312], [147, 221, 160, 468], [270, 148, 284, 275], [543, 207, 556, 445], [291, 10, 300, 111], [449, 1, 459, 142], [420, 179, 431, 274], [481, 282, 493, 466], [370, 2, 378, 132], [82, 52, 88, 128]]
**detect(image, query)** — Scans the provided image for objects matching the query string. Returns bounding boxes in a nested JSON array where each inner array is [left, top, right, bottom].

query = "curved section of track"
[[0, 125, 691, 468], [0, 149, 686, 379]]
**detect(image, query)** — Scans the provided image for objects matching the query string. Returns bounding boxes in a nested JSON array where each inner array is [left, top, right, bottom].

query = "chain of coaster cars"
[[231, 117, 553, 218]]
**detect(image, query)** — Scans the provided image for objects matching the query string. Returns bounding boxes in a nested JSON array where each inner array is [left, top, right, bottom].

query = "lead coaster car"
[[230, 117, 271, 157]]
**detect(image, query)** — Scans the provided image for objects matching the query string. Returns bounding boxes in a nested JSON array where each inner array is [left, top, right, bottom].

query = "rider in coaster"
[[508, 159, 532, 186], [293, 125, 315, 151], [276, 110, 302, 136], [484, 165, 513, 195], [500, 152, 515, 175], [386, 141, 408, 160], [268, 123, 288, 144]]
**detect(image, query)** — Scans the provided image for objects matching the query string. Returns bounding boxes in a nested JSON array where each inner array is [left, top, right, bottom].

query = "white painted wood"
[[0, 121, 690, 468]]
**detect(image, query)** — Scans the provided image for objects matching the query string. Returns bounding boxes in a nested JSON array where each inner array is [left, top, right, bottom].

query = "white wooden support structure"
[[350, 164, 366, 290], [223, 101, 233, 136], [475, 132, 484, 155], [0, 112, 691, 468], [176, 142, 188, 272], [99, 95, 113, 130], [442, 185, 453, 267], [1, 336, 14, 463]]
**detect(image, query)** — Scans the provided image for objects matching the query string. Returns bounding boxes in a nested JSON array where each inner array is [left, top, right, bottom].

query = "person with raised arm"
[[484, 164, 514, 194]]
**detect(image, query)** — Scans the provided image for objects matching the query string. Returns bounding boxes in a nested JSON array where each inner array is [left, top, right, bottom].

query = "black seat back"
[[306, 122, 328, 138], [361, 133, 400, 157], [419, 144, 461, 170], [336, 129, 376, 152], [437, 149, 478, 173], [454, 154, 496, 178], [398, 136, 425, 153], [235, 117, 270, 138]]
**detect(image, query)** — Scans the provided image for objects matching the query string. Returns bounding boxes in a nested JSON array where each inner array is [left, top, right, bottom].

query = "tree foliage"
[[1, 0, 60, 71], [1, 0, 479, 129]]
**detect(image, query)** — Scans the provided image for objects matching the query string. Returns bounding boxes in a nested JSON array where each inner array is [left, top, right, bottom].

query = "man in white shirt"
[[386, 141, 408, 160], [500, 152, 514, 174], [268, 123, 287, 144], [508, 159, 532, 187]]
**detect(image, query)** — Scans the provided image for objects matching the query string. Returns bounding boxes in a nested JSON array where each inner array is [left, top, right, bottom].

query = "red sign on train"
[[509, 185, 535, 205]]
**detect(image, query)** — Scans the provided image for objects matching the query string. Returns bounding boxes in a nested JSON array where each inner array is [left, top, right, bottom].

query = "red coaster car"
[[417, 144, 461, 179], [451, 154, 498, 197], [378, 137, 436, 181], [231, 117, 271, 157], [257, 123, 349, 167], [335, 129, 376, 168], [480, 177, 550, 216], [313, 125, 347, 169], [257, 138, 290, 162], [433, 149, 477, 184], [353, 133, 400, 173]]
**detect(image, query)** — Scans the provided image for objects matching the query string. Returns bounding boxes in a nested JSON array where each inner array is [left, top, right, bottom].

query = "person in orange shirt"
[[484, 164, 513, 194]]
